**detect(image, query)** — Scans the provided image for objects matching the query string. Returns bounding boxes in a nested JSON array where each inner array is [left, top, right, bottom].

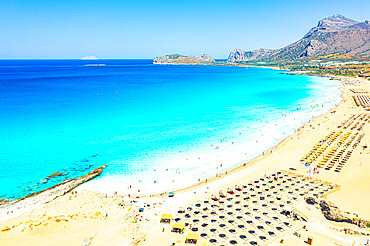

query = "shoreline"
[[0, 70, 344, 203], [79, 72, 344, 198], [133, 74, 346, 199], [1, 72, 369, 246], [0, 165, 107, 222]]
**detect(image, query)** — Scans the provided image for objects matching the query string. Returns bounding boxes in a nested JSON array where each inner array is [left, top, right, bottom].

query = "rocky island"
[[153, 53, 215, 65]]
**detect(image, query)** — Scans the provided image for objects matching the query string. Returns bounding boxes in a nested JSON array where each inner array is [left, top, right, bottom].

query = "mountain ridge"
[[228, 14, 370, 62]]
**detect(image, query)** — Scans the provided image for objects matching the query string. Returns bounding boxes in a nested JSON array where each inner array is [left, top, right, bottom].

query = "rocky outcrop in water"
[[0, 165, 107, 210], [153, 54, 215, 64], [46, 172, 66, 179]]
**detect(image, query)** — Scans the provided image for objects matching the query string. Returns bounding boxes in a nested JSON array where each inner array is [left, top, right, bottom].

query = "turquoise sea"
[[0, 59, 341, 198]]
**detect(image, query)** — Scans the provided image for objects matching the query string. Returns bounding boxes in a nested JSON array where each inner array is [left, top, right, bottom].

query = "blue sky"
[[0, 0, 369, 59]]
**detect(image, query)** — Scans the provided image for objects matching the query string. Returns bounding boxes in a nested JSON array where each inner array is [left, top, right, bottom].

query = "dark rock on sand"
[[305, 197, 370, 228]]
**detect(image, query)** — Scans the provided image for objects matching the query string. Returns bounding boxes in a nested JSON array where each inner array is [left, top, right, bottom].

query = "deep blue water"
[[0, 59, 341, 198]]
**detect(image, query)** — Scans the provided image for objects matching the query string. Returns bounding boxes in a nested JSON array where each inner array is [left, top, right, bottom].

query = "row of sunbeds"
[[353, 95, 370, 110]]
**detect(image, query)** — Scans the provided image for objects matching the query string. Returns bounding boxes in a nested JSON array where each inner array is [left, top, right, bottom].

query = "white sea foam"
[[79, 76, 342, 196]]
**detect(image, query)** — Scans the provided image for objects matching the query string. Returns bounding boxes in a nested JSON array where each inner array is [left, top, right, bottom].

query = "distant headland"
[[152, 14, 369, 79], [154, 15, 369, 64], [153, 54, 215, 65]]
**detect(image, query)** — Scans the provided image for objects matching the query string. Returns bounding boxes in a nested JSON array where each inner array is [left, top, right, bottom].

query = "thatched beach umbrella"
[[201, 222, 209, 228], [264, 220, 273, 228], [210, 202, 218, 208], [209, 235, 217, 244], [219, 215, 226, 220], [219, 223, 226, 228], [256, 225, 265, 231], [227, 188, 235, 195], [230, 236, 238, 244], [211, 194, 219, 202], [276, 226, 284, 232], [219, 229, 227, 239], [210, 215, 217, 223], [283, 221, 291, 227], [201, 229, 208, 238], [226, 197, 233, 203], [228, 219, 235, 224], [237, 224, 245, 229], [191, 225, 199, 232], [239, 234, 247, 240], [195, 200, 202, 207], [259, 235, 267, 241], [185, 218, 190, 226], [249, 240, 258, 245], [229, 228, 236, 233]]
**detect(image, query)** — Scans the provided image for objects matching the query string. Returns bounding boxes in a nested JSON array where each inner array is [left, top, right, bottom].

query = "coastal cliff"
[[153, 54, 215, 64], [228, 14, 370, 62], [227, 48, 274, 62]]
